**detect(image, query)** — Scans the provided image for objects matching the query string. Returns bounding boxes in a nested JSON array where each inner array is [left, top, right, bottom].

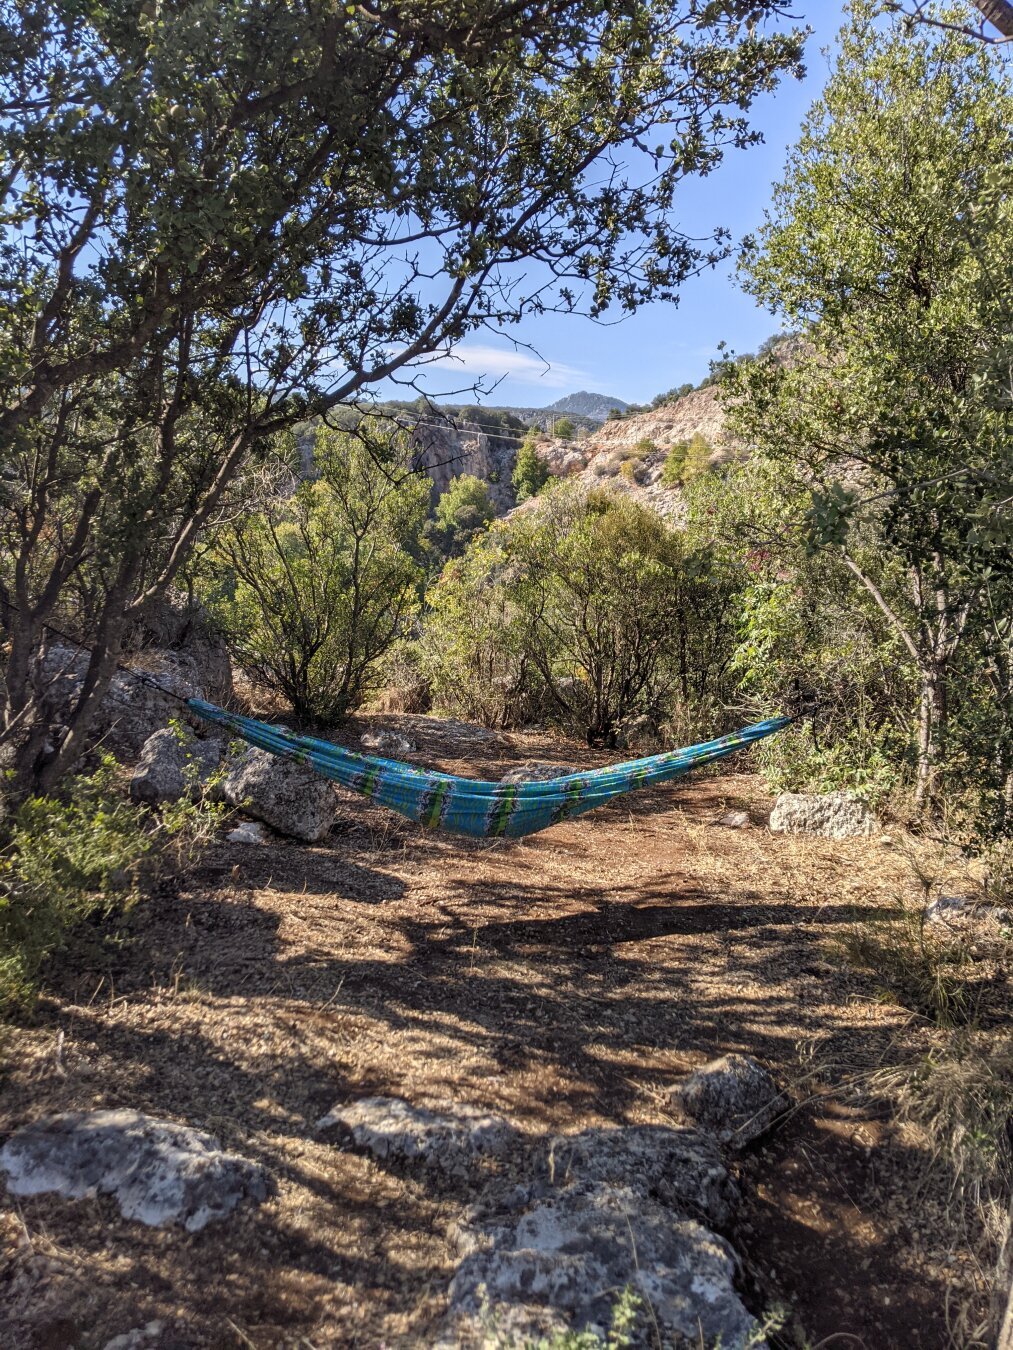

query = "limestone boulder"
[[130, 728, 224, 804], [0, 1110, 270, 1232], [441, 1185, 761, 1350], [768, 790, 876, 839], [318, 1097, 520, 1180], [222, 745, 336, 842], [360, 729, 417, 757], [134, 593, 233, 703], [673, 1054, 785, 1150], [34, 643, 204, 758]]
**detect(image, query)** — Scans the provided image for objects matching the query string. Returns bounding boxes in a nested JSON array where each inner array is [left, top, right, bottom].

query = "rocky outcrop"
[[322, 1096, 763, 1349], [130, 728, 224, 804], [132, 593, 233, 703], [672, 1054, 786, 1150], [768, 790, 877, 839], [34, 643, 204, 758], [0, 1110, 270, 1232], [222, 744, 337, 842], [318, 1098, 520, 1180]]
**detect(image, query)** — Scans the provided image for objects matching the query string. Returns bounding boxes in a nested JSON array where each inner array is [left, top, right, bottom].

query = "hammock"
[[188, 698, 791, 840]]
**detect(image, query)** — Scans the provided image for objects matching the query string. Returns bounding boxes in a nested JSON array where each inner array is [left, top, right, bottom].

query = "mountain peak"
[[547, 391, 628, 421]]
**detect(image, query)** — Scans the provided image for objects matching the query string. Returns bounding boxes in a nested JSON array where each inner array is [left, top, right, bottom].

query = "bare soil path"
[[0, 717, 992, 1348]]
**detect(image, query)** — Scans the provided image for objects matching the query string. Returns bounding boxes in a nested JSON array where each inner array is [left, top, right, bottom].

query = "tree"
[[423, 475, 496, 561], [553, 416, 576, 441], [0, 0, 806, 799], [661, 432, 714, 487], [512, 434, 551, 503], [884, 0, 1013, 41], [502, 486, 686, 745], [206, 421, 428, 724], [727, 3, 1013, 813]]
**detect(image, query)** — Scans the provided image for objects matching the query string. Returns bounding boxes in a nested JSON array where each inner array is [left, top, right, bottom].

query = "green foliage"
[[424, 484, 740, 744], [485, 1285, 642, 1349], [0, 758, 150, 1010], [725, 4, 1013, 830], [660, 432, 713, 487], [553, 416, 576, 441], [512, 434, 551, 504], [424, 474, 497, 561], [157, 721, 232, 862], [421, 530, 542, 729], [207, 421, 428, 725], [0, 0, 805, 796]]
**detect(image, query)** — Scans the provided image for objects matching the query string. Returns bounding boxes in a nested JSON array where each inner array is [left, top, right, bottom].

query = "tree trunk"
[[914, 662, 948, 810], [974, 0, 1013, 38]]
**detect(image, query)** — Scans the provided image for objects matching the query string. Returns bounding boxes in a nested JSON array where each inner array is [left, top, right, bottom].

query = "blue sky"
[[417, 4, 852, 410]]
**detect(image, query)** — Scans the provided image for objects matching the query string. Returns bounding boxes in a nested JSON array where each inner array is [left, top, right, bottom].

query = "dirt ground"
[[0, 714, 1000, 1349]]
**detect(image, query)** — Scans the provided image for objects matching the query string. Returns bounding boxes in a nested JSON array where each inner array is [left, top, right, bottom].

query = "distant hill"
[[547, 391, 629, 421]]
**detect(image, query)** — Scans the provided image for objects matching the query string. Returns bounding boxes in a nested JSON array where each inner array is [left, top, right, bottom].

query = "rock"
[[130, 728, 223, 804], [441, 1184, 761, 1349], [226, 820, 269, 844], [318, 1097, 519, 1179], [673, 1054, 785, 1150], [499, 762, 570, 785], [768, 790, 877, 839], [134, 593, 233, 703], [222, 745, 336, 842], [716, 810, 750, 829], [34, 643, 204, 758], [360, 729, 417, 757], [925, 893, 974, 922], [0, 1110, 270, 1232], [545, 1123, 735, 1225], [103, 1322, 165, 1350]]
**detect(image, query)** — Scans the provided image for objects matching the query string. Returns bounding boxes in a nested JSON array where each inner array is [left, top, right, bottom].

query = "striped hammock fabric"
[[187, 698, 791, 840]]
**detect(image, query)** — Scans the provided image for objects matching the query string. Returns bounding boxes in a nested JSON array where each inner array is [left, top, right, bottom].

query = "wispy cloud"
[[425, 342, 587, 390]]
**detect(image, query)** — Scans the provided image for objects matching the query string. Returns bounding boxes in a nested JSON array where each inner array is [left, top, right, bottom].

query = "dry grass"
[[0, 718, 1006, 1348]]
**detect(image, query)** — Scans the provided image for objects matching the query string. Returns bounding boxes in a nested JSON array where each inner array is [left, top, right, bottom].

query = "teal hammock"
[[187, 699, 791, 840]]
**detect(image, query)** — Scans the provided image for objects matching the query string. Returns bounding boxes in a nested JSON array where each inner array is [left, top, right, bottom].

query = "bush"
[[553, 416, 576, 439], [0, 757, 151, 1009], [661, 432, 713, 488], [207, 420, 428, 725], [512, 434, 550, 503], [423, 473, 496, 561]]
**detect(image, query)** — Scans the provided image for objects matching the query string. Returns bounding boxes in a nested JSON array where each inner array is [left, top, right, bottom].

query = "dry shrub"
[[869, 1033, 1013, 1204], [838, 908, 975, 1028]]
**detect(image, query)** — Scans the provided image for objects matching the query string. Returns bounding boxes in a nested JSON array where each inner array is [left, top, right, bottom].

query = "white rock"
[[716, 810, 750, 829], [103, 1321, 165, 1350], [440, 1184, 761, 1350], [360, 729, 417, 756], [768, 790, 877, 839], [673, 1054, 785, 1150], [130, 728, 223, 804], [226, 820, 269, 844], [222, 745, 336, 842], [319, 1097, 519, 1179], [0, 1110, 270, 1232], [498, 761, 570, 785]]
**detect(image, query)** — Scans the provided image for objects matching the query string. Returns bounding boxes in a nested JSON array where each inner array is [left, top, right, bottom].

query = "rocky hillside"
[[527, 382, 740, 521]]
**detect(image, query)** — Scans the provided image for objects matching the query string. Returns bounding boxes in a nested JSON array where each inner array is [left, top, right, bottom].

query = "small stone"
[[360, 729, 417, 756], [318, 1097, 519, 1178], [226, 820, 269, 844], [716, 810, 750, 829], [103, 1321, 165, 1350], [672, 1054, 786, 1150], [499, 762, 571, 785], [0, 1110, 270, 1232]]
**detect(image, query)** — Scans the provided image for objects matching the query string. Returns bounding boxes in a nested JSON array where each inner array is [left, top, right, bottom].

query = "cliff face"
[[411, 418, 518, 511], [520, 383, 740, 522]]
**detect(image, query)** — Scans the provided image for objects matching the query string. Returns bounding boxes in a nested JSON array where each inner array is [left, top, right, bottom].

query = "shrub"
[[661, 432, 712, 488], [553, 416, 576, 440], [207, 420, 428, 725], [512, 434, 550, 503], [0, 757, 151, 1010], [618, 456, 646, 483], [423, 473, 496, 561]]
